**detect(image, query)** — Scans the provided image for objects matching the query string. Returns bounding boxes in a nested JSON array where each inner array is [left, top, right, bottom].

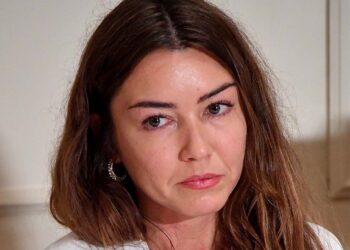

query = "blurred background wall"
[[0, 0, 349, 249]]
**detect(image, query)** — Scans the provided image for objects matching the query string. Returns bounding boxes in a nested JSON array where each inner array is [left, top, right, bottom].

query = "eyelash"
[[141, 100, 234, 131]]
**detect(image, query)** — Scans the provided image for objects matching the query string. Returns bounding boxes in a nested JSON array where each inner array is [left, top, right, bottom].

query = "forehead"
[[115, 48, 234, 100]]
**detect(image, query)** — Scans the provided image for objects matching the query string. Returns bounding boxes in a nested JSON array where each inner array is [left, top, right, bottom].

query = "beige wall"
[[0, 0, 349, 249]]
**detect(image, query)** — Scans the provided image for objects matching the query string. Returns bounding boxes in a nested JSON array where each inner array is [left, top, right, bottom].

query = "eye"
[[142, 114, 172, 130], [205, 100, 233, 117]]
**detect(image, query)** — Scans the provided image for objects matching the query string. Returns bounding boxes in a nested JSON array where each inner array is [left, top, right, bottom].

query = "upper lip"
[[180, 173, 221, 183]]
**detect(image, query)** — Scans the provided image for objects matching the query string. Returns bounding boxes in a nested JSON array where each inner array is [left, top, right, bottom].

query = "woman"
[[47, 0, 343, 249]]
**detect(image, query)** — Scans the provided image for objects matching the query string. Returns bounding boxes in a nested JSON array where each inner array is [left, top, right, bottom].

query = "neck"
[[144, 213, 217, 250]]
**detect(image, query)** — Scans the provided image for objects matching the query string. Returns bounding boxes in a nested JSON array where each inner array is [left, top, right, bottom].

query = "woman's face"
[[110, 48, 246, 222]]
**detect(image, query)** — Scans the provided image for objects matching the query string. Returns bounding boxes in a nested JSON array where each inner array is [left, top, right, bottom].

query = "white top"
[[311, 224, 343, 250], [45, 233, 149, 250], [46, 224, 343, 250]]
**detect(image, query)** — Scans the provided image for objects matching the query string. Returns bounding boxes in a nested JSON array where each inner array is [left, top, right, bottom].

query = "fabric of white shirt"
[[45, 223, 343, 250], [45, 233, 149, 250]]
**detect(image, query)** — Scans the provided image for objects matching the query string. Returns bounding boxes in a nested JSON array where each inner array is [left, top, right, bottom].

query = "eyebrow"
[[197, 82, 236, 103], [127, 82, 236, 110]]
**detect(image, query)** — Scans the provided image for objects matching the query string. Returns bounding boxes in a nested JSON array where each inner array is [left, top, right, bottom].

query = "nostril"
[[178, 141, 211, 162]]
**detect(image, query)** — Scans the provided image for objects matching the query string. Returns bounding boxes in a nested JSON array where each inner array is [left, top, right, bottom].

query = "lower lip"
[[180, 176, 222, 190]]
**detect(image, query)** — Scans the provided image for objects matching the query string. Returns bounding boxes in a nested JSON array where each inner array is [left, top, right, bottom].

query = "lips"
[[179, 173, 222, 190]]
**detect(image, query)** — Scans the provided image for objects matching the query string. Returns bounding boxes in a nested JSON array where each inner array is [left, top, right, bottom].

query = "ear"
[[111, 153, 122, 164], [89, 113, 101, 137]]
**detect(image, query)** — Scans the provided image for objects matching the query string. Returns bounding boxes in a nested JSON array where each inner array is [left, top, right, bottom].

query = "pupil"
[[149, 117, 160, 127], [209, 104, 220, 114]]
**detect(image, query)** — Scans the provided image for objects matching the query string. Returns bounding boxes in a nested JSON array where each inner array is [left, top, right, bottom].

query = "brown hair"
[[50, 0, 323, 249]]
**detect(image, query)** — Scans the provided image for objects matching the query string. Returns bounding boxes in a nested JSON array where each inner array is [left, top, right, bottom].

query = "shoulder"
[[45, 232, 94, 250], [309, 223, 343, 250], [45, 232, 149, 250]]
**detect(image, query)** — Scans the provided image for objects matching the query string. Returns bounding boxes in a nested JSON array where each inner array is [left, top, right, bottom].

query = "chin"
[[179, 194, 229, 218]]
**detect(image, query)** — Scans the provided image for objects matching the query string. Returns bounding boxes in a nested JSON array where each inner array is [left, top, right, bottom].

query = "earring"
[[108, 160, 126, 181]]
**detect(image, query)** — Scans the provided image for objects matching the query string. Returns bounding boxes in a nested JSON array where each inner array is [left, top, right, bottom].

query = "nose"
[[178, 121, 211, 162]]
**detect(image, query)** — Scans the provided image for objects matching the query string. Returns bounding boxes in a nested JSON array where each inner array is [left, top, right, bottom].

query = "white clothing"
[[46, 223, 343, 250], [45, 233, 149, 250], [311, 223, 343, 250]]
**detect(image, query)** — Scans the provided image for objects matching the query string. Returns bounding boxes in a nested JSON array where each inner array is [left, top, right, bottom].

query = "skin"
[[110, 48, 247, 249]]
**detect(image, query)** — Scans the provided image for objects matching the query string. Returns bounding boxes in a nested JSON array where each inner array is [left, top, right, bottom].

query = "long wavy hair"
[[50, 0, 323, 249]]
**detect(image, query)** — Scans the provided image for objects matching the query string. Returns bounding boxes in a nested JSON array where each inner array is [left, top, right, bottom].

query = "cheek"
[[116, 132, 176, 186], [213, 116, 247, 170]]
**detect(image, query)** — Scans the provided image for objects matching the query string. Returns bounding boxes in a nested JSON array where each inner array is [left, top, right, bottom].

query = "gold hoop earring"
[[108, 160, 126, 181]]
